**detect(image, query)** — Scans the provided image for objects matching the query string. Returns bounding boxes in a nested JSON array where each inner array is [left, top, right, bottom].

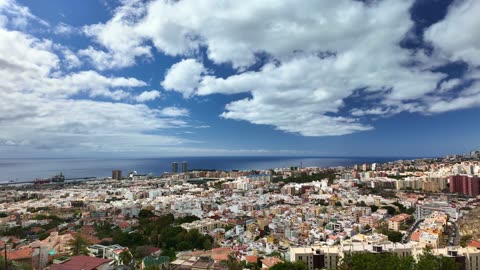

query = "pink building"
[[449, 175, 480, 197]]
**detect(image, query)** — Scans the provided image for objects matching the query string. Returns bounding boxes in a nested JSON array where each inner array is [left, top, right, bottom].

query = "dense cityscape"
[[0, 151, 480, 269]]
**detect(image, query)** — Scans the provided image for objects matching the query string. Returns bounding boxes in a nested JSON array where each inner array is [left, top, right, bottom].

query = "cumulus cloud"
[[80, 0, 151, 70], [87, 0, 480, 136], [159, 107, 189, 117], [135, 90, 161, 102], [0, 3, 189, 153], [422, 0, 480, 114], [0, 0, 48, 28], [154, 0, 444, 136], [425, 71, 480, 113], [61, 48, 82, 69], [162, 59, 207, 98], [425, 0, 480, 66], [4, 0, 480, 148]]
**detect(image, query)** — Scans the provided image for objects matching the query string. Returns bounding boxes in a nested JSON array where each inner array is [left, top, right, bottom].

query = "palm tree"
[[68, 235, 89, 256], [119, 249, 133, 266], [221, 254, 243, 270]]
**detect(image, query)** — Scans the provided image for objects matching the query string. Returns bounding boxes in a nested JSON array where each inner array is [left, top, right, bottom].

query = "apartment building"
[[388, 213, 411, 232]]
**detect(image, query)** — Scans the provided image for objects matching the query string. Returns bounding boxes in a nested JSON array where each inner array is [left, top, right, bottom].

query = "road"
[[450, 218, 461, 246], [402, 218, 424, 243]]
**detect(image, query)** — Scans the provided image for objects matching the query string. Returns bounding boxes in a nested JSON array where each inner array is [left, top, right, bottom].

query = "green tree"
[[119, 249, 133, 266], [386, 231, 403, 243], [139, 209, 155, 219], [221, 254, 243, 270], [356, 201, 367, 207], [269, 261, 308, 270], [339, 252, 414, 270], [269, 251, 283, 259], [381, 206, 397, 215], [68, 234, 89, 256], [415, 247, 458, 270], [161, 248, 176, 261], [149, 230, 159, 246], [246, 261, 260, 270], [203, 238, 213, 250], [460, 235, 472, 247], [175, 215, 200, 224], [337, 248, 458, 270], [0, 256, 12, 270]]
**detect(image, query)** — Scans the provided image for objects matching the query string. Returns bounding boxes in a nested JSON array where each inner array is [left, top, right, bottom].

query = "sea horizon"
[[0, 155, 426, 182]]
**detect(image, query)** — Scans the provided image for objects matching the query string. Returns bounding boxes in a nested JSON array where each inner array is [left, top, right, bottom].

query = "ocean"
[[0, 156, 416, 182]]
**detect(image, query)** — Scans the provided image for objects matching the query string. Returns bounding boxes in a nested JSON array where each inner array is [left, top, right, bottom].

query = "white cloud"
[[438, 78, 462, 93], [54, 22, 76, 35], [62, 48, 82, 69], [5, 0, 480, 145], [351, 107, 395, 117], [159, 107, 189, 117], [164, 49, 441, 135], [162, 59, 207, 98], [135, 90, 161, 102], [425, 0, 480, 66], [0, 21, 188, 153], [0, 0, 49, 29], [0, 93, 191, 153], [421, 0, 480, 114], [426, 75, 480, 113], [105, 0, 455, 136], [80, 0, 151, 70]]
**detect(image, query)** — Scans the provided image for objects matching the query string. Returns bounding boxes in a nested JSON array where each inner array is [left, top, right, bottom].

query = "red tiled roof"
[[389, 214, 411, 222], [137, 245, 161, 256], [50, 255, 111, 270], [7, 248, 33, 260], [118, 221, 130, 228], [245, 255, 258, 264], [468, 240, 480, 248], [410, 230, 422, 242], [261, 257, 283, 268]]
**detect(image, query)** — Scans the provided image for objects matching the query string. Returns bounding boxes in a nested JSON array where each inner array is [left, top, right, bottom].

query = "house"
[[170, 256, 218, 270], [117, 221, 132, 232], [50, 255, 112, 270], [7, 247, 33, 266], [261, 257, 283, 269], [244, 255, 258, 265], [388, 214, 411, 232], [104, 245, 129, 263], [191, 256, 215, 270], [135, 245, 161, 257], [88, 244, 108, 258]]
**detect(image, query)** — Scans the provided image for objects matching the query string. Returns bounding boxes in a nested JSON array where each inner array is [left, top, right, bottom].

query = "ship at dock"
[[50, 172, 65, 183], [34, 172, 65, 185]]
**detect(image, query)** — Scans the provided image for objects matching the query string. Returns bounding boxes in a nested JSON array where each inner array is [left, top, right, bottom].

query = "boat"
[[50, 172, 65, 183], [34, 179, 50, 185]]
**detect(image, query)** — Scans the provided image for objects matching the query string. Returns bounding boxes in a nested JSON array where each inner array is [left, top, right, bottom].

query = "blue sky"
[[1, 0, 479, 158]]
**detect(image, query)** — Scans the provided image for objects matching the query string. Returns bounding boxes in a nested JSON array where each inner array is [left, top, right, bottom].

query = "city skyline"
[[1, 0, 480, 158]]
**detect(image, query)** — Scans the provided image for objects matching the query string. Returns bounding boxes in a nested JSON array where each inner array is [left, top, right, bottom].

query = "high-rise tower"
[[182, 161, 188, 173], [172, 162, 179, 173]]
